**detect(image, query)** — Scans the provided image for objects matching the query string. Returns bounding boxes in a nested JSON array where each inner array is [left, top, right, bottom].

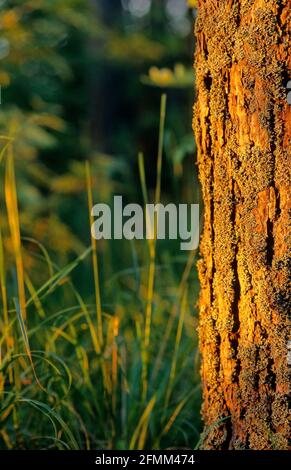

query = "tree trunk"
[[194, 0, 290, 449]]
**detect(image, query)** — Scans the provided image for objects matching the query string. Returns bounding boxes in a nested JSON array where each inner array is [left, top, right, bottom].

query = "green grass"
[[0, 98, 202, 450]]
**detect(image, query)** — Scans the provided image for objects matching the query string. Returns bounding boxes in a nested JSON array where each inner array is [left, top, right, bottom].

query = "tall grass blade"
[[143, 94, 167, 401], [129, 395, 156, 450], [85, 161, 103, 348], [164, 286, 188, 408], [152, 248, 196, 381], [5, 146, 27, 322]]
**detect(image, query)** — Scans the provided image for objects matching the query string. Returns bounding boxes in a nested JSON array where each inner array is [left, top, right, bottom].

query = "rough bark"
[[194, 0, 290, 449]]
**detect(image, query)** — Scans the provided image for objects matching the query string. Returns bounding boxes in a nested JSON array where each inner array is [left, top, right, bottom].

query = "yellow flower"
[[149, 67, 174, 86]]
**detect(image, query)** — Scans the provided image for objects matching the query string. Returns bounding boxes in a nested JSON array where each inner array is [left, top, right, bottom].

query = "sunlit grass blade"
[[5, 145, 27, 322], [138, 152, 149, 207], [129, 395, 156, 450], [142, 95, 167, 402], [20, 246, 97, 355], [22, 237, 54, 279], [1, 352, 72, 399], [0, 228, 11, 386], [144, 93, 167, 347], [0, 429, 13, 448], [25, 246, 92, 308], [85, 161, 103, 348], [70, 286, 101, 355], [4, 146, 45, 391], [0, 142, 12, 166], [25, 274, 46, 319], [164, 286, 188, 409], [160, 396, 188, 439], [14, 298, 45, 392], [154, 93, 167, 206], [152, 248, 196, 381], [111, 314, 119, 413]]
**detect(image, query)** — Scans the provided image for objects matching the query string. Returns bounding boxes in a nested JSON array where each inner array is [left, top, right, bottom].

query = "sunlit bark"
[[194, 0, 290, 449]]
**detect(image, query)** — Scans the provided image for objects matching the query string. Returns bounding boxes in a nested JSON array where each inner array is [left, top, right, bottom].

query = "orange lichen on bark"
[[194, 0, 290, 449]]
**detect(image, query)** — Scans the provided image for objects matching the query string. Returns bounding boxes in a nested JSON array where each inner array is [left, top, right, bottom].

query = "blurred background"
[[0, 0, 202, 450]]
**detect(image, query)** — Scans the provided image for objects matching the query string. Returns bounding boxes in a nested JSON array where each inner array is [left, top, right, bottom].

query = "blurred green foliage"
[[0, 0, 198, 258], [0, 0, 201, 450]]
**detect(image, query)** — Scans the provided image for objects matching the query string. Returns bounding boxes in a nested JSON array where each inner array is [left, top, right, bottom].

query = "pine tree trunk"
[[194, 0, 290, 449]]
